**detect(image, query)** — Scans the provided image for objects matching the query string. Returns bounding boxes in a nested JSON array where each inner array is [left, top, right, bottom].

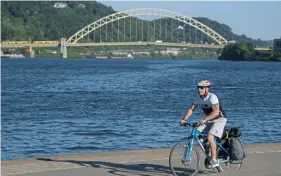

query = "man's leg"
[[208, 118, 227, 167], [208, 133, 217, 160]]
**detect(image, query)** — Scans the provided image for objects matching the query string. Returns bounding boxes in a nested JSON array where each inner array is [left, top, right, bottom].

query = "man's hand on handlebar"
[[197, 119, 206, 126], [179, 120, 186, 126], [179, 121, 199, 128]]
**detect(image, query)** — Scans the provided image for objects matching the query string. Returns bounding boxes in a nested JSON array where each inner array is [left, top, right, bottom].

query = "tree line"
[[218, 43, 281, 61]]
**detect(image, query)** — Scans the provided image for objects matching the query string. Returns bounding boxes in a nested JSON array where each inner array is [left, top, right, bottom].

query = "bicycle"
[[169, 121, 243, 176]]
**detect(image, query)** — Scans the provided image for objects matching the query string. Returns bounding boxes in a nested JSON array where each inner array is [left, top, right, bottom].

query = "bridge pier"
[[60, 38, 67, 58], [29, 46, 35, 58]]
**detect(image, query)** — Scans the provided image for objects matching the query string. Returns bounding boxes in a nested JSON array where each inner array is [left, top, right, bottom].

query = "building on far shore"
[[273, 38, 281, 51]]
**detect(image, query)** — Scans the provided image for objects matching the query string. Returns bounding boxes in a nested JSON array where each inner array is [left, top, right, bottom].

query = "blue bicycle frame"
[[183, 123, 229, 164]]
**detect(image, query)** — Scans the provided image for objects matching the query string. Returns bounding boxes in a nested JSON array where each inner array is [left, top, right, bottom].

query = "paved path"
[[2, 143, 281, 176]]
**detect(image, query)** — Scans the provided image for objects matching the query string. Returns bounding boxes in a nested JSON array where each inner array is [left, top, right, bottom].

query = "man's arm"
[[182, 104, 197, 121], [203, 103, 220, 121]]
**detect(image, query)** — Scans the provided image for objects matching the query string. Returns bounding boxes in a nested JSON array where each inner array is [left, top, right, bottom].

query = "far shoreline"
[[2, 57, 281, 62]]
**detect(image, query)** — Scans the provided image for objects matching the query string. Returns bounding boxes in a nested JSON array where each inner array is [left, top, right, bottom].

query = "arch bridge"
[[1, 8, 269, 58], [67, 8, 228, 46]]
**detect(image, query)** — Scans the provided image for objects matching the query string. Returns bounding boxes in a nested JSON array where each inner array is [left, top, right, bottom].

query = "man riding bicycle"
[[179, 79, 227, 168]]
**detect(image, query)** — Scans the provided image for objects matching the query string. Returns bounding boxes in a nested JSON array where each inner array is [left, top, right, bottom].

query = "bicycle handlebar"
[[182, 120, 212, 128], [182, 122, 199, 128]]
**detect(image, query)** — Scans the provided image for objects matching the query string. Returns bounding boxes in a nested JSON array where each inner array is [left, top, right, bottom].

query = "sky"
[[97, 1, 281, 41]]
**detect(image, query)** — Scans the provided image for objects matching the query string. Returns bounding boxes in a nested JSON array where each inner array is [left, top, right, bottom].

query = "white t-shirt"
[[193, 92, 225, 117]]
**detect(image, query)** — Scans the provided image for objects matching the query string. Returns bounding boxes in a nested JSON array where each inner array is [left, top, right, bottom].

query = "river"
[[1, 58, 281, 160]]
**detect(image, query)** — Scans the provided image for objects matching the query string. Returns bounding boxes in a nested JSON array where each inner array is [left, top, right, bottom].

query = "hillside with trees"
[[1, 1, 272, 47], [218, 43, 281, 61]]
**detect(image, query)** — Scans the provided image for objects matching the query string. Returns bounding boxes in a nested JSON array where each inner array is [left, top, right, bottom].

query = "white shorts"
[[196, 117, 227, 138]]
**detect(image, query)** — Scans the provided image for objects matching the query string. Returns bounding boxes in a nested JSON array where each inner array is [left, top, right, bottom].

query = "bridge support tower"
[[29, 46, 35, 58], [60, 38, 67, 58]]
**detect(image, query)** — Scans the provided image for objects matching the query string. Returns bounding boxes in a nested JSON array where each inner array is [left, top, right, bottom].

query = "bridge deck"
[[1, 41, 271, 51], [1, 42, 223, 48]]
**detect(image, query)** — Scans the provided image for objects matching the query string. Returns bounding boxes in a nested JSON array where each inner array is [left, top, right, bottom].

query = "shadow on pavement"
[[36, 157, 214, 176]]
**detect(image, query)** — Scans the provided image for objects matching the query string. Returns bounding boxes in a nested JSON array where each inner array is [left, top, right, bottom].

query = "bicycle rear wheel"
[[169, 137, 200, 176]]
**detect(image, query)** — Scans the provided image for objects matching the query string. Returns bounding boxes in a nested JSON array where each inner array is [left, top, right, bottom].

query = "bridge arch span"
[[67, 8, 228, 46]]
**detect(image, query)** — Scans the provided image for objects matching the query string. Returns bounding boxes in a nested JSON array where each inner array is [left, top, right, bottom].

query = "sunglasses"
[[197, 86, 208, 89]]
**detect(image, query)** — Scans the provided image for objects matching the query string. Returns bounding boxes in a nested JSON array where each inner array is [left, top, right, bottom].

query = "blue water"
[[1, 58, 281, 160]]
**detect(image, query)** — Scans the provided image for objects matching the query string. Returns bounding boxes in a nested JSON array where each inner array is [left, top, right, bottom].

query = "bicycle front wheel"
[[169, 137, 200, 176]]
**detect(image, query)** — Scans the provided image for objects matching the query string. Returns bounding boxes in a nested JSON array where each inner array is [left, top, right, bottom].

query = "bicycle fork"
[[183, 138, 194, 163]]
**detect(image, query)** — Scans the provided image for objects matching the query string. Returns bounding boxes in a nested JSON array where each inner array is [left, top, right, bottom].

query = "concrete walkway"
[[2, 143, 281, 176]]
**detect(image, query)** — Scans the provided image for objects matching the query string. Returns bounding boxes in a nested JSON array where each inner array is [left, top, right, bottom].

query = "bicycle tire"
[[169, 137, 200, 176]]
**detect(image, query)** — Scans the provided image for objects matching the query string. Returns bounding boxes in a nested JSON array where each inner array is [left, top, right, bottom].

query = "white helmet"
[[198, 80, 211, 87]]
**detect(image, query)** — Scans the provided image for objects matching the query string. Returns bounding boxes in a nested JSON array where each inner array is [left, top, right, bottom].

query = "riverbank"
[[32, 54, 218, 60], [1, 56, 219, 60], [0, 53, 25, 58], [2, 44, 220, 60], [2, 143, 281, 176]]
